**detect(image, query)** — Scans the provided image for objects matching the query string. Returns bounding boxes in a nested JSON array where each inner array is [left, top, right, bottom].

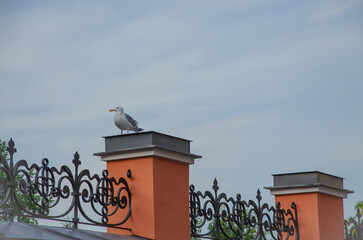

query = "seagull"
[[109, 107, 143, 134]]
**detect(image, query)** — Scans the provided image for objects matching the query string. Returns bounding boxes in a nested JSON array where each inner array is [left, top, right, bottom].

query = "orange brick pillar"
[[94, 131, 201, 240], [265, 171, 353, 240]]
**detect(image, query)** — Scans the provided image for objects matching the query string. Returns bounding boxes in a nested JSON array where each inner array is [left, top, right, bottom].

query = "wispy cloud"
[[310, 0, 363, 22]]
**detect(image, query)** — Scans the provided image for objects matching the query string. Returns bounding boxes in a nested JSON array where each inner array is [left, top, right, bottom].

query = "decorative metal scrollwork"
[[189, 179, 299, 240], [0, 138, 131, 229], [345, 208, 363, 240]]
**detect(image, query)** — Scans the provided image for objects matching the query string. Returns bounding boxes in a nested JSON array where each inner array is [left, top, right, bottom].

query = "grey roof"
[[265, 171, 353, 192], [0, 222, 149, 240], [94, 131, 202, 160]]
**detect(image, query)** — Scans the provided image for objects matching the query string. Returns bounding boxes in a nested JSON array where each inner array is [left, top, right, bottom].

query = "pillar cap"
[[264, 171, 353, 198], [94, 131, 201, 164]]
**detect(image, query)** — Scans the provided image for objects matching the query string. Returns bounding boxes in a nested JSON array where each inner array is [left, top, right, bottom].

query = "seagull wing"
[[125, 114, 139, 128]]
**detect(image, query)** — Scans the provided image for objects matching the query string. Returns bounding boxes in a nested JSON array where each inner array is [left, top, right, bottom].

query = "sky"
[[1, 0, 363, 223]]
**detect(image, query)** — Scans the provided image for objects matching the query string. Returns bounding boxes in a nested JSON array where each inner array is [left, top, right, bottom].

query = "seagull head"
[[109, 106, 124, 113]]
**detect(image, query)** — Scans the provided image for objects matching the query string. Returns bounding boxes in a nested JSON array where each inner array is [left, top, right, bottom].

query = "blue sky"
[[1, 0, 363, 221]]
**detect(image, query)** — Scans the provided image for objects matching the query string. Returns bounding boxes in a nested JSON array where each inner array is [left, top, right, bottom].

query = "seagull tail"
[[137, 128, 144, 132]]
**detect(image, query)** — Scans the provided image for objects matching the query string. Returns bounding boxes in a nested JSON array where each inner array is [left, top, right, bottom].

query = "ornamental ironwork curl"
[[345, 208, 363, 240], [0, 138, 131, 230], [189, 179, 299, 240]]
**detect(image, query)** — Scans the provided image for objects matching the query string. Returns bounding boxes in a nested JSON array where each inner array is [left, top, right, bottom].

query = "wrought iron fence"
[[345, 208, 363, 240], [189, 179, 299, 240], [0, 138, 131, 230]]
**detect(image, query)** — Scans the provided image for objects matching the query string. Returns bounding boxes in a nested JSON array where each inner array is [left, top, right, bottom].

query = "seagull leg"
[[121, 130, 123, 135]]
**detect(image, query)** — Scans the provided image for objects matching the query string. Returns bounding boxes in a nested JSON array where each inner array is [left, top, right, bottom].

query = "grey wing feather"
[[125, 114, 138, 128]]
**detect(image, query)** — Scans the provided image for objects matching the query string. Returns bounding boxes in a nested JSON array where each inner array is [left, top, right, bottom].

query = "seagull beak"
[[109, 109, 115, 112]]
